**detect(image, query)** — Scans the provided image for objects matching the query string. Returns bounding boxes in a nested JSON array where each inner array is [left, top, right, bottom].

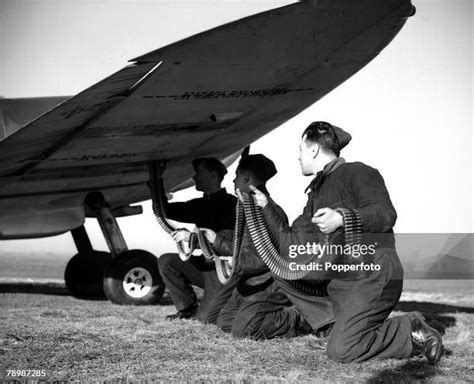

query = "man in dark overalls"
[[251, 122, 443, 364], [203, 154, 318, 339], [158, 157, 236, 323]]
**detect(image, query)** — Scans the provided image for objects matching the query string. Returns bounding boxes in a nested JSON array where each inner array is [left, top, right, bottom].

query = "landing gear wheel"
[[64, 251, 113, 298], [103, 250, 165, 305]]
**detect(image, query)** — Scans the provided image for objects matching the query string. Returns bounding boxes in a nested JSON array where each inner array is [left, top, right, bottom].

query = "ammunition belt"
[[242, 192, 321, 281], [149, 170, 244, 284]]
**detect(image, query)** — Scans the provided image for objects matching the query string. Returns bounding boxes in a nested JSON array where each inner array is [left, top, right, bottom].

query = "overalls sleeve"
[[348, 166, 397, 233], [262, 198, 324, 248], [164, 199, 202, 224]]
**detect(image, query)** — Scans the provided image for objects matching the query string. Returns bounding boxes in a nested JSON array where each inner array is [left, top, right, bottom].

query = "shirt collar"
[[204, 188, 226, 200], [323, 157, 345, 174], [305, 157, 346, 194]]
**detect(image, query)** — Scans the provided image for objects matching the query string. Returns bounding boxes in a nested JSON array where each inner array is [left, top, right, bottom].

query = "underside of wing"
[[0, 0, 415, 238]]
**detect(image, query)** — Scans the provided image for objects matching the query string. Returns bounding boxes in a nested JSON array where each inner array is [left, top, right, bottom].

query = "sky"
[[0, 0, 472, 258]]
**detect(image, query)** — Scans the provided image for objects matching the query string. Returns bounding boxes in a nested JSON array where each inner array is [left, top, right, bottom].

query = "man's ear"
[[311, 143, 319, 156]]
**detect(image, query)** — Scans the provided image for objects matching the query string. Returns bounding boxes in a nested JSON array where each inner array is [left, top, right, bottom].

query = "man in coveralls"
[[203, 154, 314, 339], [251, 121, 443, 364], [158, 158, 236, 322]]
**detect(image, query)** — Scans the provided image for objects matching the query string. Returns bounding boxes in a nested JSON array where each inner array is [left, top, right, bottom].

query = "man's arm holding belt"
[[250, 185, 324, 247]]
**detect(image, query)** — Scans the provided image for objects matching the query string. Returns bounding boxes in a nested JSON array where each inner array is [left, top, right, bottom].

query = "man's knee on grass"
[[231, 312, 266, 340], [326, 334, 364, 363]]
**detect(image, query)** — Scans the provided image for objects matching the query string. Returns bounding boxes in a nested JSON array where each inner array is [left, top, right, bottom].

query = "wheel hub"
[[123, 267, 153, 298]]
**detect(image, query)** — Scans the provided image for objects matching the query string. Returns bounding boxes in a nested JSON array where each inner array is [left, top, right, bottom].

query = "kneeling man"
[[251, 122, 443, 364], [204, 154, 316, 339]]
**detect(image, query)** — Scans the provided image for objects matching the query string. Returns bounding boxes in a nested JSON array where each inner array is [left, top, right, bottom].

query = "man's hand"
[[200, 228, 217, 244], [312, 208, 343, 234], [249, 185, 268, 208], [171, 228, 191, 243]]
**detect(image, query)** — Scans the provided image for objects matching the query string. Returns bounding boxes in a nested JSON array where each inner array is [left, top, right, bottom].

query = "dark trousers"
[[158, 253, 235, 323], [273, 277, 334, 331], [326, 248, 413, 362], [217, 280, 303, 340]]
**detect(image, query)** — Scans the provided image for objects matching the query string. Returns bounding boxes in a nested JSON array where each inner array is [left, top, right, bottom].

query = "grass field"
[[0, 254, 473, 382]]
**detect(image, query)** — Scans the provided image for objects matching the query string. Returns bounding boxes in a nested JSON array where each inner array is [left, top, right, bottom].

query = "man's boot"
[[165, 303, 198, 320], [295, 312, 314, 336], [307, 322, 333, 351], [409, 311, 443, 364]]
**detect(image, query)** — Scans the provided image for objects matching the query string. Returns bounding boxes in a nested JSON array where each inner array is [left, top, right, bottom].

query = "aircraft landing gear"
[[65, 225, 113, 298], [103, 249, 164, 305], [66, 192, 165, 305]]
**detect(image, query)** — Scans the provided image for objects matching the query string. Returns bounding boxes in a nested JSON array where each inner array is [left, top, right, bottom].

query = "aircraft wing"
[[0, 0, 415, 239]]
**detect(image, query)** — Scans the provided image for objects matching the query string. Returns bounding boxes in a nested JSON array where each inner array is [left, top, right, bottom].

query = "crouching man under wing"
[[158, 158, 237, 322]]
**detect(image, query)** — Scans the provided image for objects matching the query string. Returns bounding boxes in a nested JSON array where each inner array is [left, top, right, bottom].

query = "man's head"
[[192, 157, 227, 194], [234, 154, 277, 193], [299, 121, 351, 175]]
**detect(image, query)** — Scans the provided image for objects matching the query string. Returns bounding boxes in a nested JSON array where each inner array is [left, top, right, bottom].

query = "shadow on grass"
[[0, 281, 174, 305], [396, 301, 474, 315], [0, 281, 71, 296], [366, 360, 440, 383], [395, 301, 474, 336]]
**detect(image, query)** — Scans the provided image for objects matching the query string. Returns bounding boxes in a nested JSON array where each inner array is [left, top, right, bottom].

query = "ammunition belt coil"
[[335, 207, 362, 247], [149, 168, 197, 261], [242, 192, 321, 281], [198, 200, 245, 285], [149, 167, 244, 284]]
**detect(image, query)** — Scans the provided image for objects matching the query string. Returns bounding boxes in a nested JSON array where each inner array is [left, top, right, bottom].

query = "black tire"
[[64, 251, 113, 298], [103, 250, 165, 305]]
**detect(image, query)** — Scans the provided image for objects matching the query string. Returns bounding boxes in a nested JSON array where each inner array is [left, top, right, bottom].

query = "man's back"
[[165, 188, 237, 230]]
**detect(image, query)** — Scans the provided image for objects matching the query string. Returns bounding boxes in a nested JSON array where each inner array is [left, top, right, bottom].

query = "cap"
[[238, 154, 277, 182], [331, 124, 352, 150], [307, 121, 352, 150], [192, 157, 227, 179]]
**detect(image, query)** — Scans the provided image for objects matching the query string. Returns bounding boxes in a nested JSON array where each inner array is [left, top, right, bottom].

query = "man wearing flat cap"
[[203, 154, 312, 339], [251, 122, 443, 364], [158, 157, 236, 323]]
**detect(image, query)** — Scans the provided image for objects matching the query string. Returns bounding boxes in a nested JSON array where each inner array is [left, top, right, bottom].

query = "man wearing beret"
[[251, 122, 443, 364], [203, 154, 313, 339], [158, 157, 237, 323]]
